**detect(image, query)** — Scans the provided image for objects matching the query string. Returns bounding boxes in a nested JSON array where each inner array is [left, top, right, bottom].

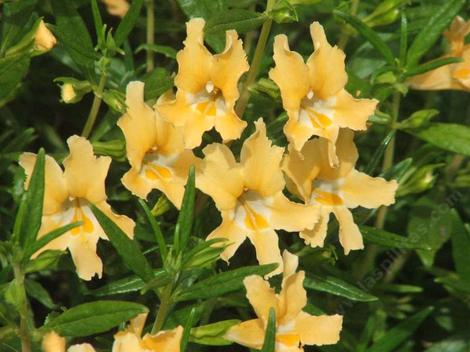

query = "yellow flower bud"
[[102, 0, 130, 18], [42, 331, 66, 352], [34, 20, 57, 53], [61, 83, 77, 104]]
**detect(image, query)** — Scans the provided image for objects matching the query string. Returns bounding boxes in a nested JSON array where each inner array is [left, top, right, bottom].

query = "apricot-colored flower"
[[34, 20, 57, 53], [197, 119, 318, 275], [118, 81, 199, 208], [157, 18, 248, 148], [225, 250, 343, 351], [269, 22, 377, 164], [112, 313, 183, 352], [42, 331, 96, 352], [408, 16, 470, 91], [283, 129, 398, 254], [102, 0, 130, 17], [19, 136, 134, 280]]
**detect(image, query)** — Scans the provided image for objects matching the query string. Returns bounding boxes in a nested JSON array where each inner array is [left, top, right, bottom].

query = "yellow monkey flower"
[[197, 119, 318, 276], [225, 250, 343, 351], [283, 129, 398, 254], [408, 16, 470, 91], [102, 0, 130, 17], [42, 331, 96, 352], [157, 18, 249, 148], [269, 22, 377, 165], [112, 313, 183, 352], [117, 81, 199, 208], [19, 136, 135, 280]]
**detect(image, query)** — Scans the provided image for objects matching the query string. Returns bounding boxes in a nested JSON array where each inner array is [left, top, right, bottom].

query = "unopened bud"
[[42, 331, 66, 352], [34, 20, 57, 53], [102, 0, 130, 18]]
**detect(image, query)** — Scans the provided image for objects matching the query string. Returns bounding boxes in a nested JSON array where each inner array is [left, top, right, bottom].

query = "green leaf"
[[143, 68, 174, 100], [406, 123, 470, 156], [23, 222, 81, 261], [361, 225, 432, 250], [398, 109, 439, 130], [404, 57, 463, 78], [0, 0, 37, 55], [51, 0, 97, 81], [13, 148, 45, 248], [450, 211, 470, 285], [364, 131, 395, 174], [114, 0, 145, 47], [138, 199, 167, 261], [406, 0, 466, 67], [261, 308, 276, 352], [304, 274, 378, 302], [25, 250, 64, 273], [366, 307, 434, 352], [136, 44, 177, 59], [91, 205, 154, 282], [41, 301, 148, 337], [25, 279, 55, 309], [176, 0, 226, 18], [91, 0, 105, 45], [90, 275, 145, 296], [190, 319, 240, 346], [175, 263, 278, 302], [174, 167, 196, 254], [205, 10, 267, 36], [334, 10, 395, 65], [0, 54, 31, 108], [181, 308, 197, 351]]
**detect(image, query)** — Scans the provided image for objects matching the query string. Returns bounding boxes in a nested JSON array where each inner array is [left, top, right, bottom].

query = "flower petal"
[[241, 119, 285, 197], [269, 193, 319, 232], [112, 332, 144, 352], [142, 326, 183, 352], [68, 344, 97, 352], [68, 232, 103, 280], [42, 331, 66, 352], [282, 250, 299, 278], [197, 143, 244, 210], [333, 207, 363, 255], [154, 108, 186, 156], [207, 216, 247, 262], [299, 207, 330, 247], [224, 318, 265, 350], [247, 229, 283, 276], [211, 30, 249, 107], [407, 61, 454, 90], [63, 136, 111, 203], [19, 153, 68, 215], [174, 18, 213, 94], [278, 272, 307, 324], [244, 275, 278, 321], [269, 34, 310, 111], [128, 313, 148, 337], [214, 110, 247, 142], [96, 201, 135, 239], [307, 22, 347, 99], [341, 170, 398, 209], [182, 107, 216, 149], [332, 90, 377, 131], [295, 311, 343, 346], [118, 81, 157, 171], [284, 112, 316, 152], [121, 168, 154, 200]]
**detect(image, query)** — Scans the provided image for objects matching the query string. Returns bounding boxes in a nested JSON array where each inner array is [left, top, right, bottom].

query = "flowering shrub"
[[1, 0, 470, 351]]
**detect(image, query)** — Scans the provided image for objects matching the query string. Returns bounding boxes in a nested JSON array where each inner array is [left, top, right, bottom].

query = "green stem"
[[151, 284, 173, 334], [146, 0, 155, 72], [355, 91, 401, 280], [81, 74, 107, 138], [235, 0, 275, 117], [338, 0, 360, 50], [13, 264, 32, 352]]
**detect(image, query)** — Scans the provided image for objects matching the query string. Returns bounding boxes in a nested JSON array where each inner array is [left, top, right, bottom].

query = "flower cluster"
[[23, 17, 399, 352]]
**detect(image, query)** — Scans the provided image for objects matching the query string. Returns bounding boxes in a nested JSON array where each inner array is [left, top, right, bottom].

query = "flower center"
[[311, 179, 344, 206], [190, 81, 225, 117], [454, 67, 470, 80], [142, 151, 174, 181], [70, 199, 95, 235], [276, 333, 301, 347], [234, 191, 271, 231], [299, 91, 335, 129]]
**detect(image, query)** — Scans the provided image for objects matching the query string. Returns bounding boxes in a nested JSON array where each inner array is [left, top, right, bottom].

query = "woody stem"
[[235, 0, 275, 117], [146, 0, 155, 72], [81, 73, 108, 138]]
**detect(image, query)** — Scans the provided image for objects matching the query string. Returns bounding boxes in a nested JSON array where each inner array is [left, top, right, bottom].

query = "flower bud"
[[102, 0, 130, 18], [55, 78, 92, 104], [42, 331, 66, 352], [34, 20, 57, 53]]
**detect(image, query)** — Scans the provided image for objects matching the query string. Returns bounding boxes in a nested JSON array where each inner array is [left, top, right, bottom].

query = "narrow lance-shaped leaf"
[[190, 319, 240, 346], [334, 10, 395, 66], [41, 301, 148, 337], [360, 225, 432, 250], [205, 10, 268, 35], [91, 0, 105, 45], [138, 199, 167, 261], [406, 0, 466, 67], [13, 148, 45, 248], [181, 308, 197, 351], [404, 57, 463, 78], [364, 131, 395, 174], [366, 307, 434, 352], [114, 0, 145, 47], [174, 167, 196, 254], [304, 274, 378, 302], [261, 308, 276, 352], [91, 205, 154, 282], [450, 210, 470, 285]]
